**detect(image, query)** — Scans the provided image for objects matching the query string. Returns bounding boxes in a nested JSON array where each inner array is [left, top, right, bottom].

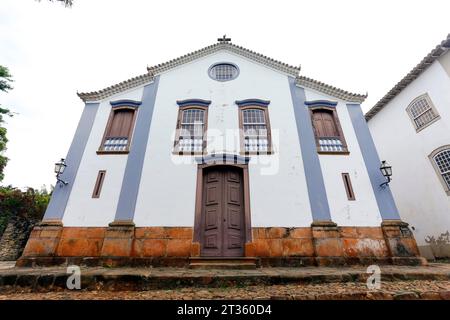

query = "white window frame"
[[406, 93, 440, 132], [173, 106, 208, 155], [429, 145, 450, 196]]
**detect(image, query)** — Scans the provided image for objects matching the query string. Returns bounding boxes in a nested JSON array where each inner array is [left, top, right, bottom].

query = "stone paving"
[[0, 280, 449, 300], [1, 262, 450, 280], [0, 262, 449, 299]]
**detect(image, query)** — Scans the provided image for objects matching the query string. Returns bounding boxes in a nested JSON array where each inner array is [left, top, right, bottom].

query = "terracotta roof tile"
[[366, 34, 450, 120]]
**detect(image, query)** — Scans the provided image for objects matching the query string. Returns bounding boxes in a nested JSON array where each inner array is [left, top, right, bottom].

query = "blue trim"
[[346, 103, 400, 220], [208, 62, 240, 82], [235, 99, 271, 108], [288, 77, 332, 222], [176, 99, 211, 108], [114, 76, 160, 222], [305, 100, 338, 107], [43, 102, 100, 221], [110, 99, 142, 108], [195, 153, 250, 165]]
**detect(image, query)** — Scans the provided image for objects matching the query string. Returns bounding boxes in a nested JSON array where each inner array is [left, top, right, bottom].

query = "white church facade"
[[367, 34, 450, 260], [19, 38, 424, 267]]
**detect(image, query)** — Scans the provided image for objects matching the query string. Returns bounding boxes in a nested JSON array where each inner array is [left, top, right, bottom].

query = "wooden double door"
[[200, 166, 245, 257]]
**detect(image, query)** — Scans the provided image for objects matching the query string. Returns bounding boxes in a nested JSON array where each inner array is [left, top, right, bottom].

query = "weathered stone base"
[[418, 243, 450, 260], [3, 264, 450, 293], [15, 257, 190, 268], [17, 221, 426, 267]]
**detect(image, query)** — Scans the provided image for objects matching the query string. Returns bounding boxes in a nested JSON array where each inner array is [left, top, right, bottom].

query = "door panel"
[[228, 185, 240, 204], [205, 207, 219, 230], [200, 167, 245, 257]]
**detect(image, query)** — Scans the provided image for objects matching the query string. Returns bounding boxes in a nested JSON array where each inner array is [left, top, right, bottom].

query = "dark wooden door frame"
[[193, 164, 252, 251]]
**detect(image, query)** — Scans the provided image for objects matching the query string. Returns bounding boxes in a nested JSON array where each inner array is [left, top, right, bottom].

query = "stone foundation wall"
[[18, 221, 426, 267], [0, 216, 38, 261]]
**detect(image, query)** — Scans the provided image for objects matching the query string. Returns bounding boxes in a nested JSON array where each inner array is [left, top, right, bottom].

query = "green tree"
[[43, 0, 73, 7], [0, 65, 13, 182]]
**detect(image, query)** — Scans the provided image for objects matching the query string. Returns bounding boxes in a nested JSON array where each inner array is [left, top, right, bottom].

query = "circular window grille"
[[208, 63, 239, 81]]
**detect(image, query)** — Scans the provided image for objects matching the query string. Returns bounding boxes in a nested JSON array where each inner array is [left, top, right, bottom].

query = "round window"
[[208, 63, 239, 81]]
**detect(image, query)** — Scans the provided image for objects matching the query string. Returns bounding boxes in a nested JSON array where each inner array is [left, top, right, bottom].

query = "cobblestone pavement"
[[1, 263, 450, 299], [0, 280, 449, 300], [2, 263, 450, 278]]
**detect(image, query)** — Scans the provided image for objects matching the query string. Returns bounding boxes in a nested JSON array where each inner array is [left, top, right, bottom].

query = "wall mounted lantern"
[[54, 158, 68, 186], [379, 160, 392, 187]]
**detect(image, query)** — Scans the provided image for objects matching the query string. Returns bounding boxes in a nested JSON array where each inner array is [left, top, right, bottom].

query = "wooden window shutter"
[[313, 110, 338, 137], [100, 108, 136, 153], [311, 108, 348, 153], [108, 109, 134, 137]]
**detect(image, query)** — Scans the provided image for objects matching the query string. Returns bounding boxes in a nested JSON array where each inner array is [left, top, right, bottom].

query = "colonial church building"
[[367, 34, 450, 260], [19, 37, 423, 267]]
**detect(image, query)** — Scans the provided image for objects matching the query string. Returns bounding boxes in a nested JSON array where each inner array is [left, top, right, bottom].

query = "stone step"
[[2, 264, 450, 292], [189, 257, 259, 269]]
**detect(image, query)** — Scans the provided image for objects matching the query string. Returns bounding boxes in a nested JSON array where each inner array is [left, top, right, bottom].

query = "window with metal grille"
[[100, 107, 136, 153], [175, 108, 206, 153], [407, 94, 440, 131], [433, 148, 450, 191], [209, 63, 239, 81], [242, 108, 269, 153]]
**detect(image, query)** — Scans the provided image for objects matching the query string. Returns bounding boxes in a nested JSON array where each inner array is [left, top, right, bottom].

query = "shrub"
[[0, 186, 51, 236]]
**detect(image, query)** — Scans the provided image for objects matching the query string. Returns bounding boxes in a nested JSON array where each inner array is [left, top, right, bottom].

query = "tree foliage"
[[0, 66, 13, 93], [0, 186, 51, 236], [43, 0, 73, 7], [0, 65, 13, 182]]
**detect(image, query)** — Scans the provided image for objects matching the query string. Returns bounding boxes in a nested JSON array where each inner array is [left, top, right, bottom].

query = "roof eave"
[[296, 76, 367, 103], [77, 40, 366, 104], [366, 34, 450, 121], [77, 73, 154, 103], [146, 42, 301, 77]]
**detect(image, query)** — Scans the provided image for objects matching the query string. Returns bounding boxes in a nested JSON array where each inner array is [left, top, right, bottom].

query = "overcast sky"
[[0, 0, 449, 189]]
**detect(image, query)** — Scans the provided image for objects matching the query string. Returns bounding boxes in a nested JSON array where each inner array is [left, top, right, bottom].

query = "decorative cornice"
[[77, 73, 154, 102], [176, 99, 212, 108], [235, 99, 270, 108], [305, 100, 338, 107], [195, 153, 250, 165], [147, 42, 301, 78], [366, 34, 450, 121], [110, 99, 142, 108], [296, 76, 367, 103], [77, 39, 366, 104]]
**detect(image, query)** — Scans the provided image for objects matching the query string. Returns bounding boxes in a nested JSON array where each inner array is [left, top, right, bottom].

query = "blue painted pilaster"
[[346, 103, 400, 220], [288, 77, 332, 222], [43, 102, 100, 222], [114, 76, 160, 222]]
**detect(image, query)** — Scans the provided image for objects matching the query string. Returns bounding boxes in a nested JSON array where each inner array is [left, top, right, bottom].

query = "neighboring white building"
[[19, 38, 423, 267], [367, 34, 450, 260]]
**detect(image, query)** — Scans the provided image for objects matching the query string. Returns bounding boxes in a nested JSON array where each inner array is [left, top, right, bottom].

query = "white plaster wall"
[[368, 58, 450, 245], [62, 50, 387, 229], [304, 90, 382, 226], [133, 51, 313, 227], [63, 87, 144, 226], [438, 52, 450, 78]]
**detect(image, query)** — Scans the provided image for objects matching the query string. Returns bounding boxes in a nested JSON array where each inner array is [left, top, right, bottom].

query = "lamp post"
[[380, 160, 392, 188], [54, 158, 68, 186]]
